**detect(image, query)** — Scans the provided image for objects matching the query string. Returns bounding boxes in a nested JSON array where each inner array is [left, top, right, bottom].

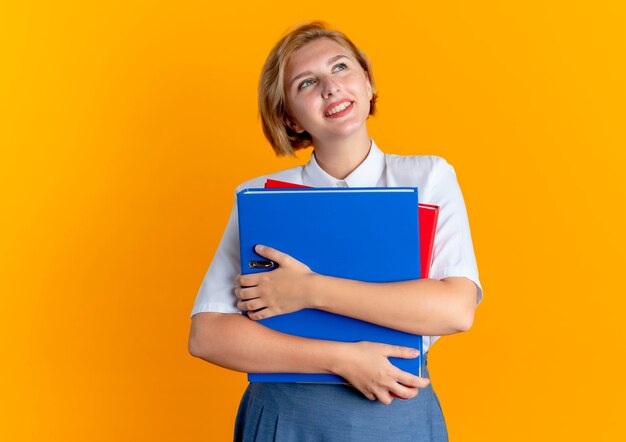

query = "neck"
[[312, 131, 372, 180]]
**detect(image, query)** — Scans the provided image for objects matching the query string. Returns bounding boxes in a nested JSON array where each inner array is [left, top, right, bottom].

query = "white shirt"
[[191, 140, 482, 353]]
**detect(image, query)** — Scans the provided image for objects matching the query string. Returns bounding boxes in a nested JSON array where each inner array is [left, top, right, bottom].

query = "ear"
[[365, 72, 374, 101], [284, 116, 305, 134]]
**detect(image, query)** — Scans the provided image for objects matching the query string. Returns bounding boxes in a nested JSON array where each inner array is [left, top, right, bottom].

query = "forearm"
[[309, 276, 477, 336], [188, 312, 343, 374], [189, 311, 430, 404]]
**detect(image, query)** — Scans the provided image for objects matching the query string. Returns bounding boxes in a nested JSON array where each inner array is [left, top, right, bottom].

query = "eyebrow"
[[288, 55, 349, 88]]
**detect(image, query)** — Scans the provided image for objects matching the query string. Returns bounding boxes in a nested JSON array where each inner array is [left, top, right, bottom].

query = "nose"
[[320, 76, 340, 99]]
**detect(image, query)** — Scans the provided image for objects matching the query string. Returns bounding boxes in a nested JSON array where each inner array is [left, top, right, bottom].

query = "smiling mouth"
[[325, 101, 353, 117]]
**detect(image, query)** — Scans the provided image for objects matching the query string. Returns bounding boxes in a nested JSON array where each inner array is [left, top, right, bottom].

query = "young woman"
[[189, 21, 482, 441]]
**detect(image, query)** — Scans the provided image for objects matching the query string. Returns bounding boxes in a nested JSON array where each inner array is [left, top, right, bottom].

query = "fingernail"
[[255, 244, 264, 252]]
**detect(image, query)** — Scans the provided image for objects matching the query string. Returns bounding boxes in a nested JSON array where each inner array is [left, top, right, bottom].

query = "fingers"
[[373, 390, 394, 405], [255, 244, 292, 265], [234, 285, 259, 300], [235, 285, 267, 313], [396, 370, 431, 389], [236, 295, 272, 320], [393, 377, 430, 399], [382, 344, 421, 360], [359, 379, 425, 404], [236, 274, 263, 289], [372, 369, 428, 403], [367, 376, 429, 404], [388, 382, 420, 401], [236, 297, 264, 312], [346, 343, 429, 404], [355, 384, 393, 404], [247, 309, 270, 321]]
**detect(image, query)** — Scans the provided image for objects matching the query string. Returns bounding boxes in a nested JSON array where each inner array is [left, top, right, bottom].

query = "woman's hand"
[[333, 342, 431, 405], [235, 245, 317, 320]]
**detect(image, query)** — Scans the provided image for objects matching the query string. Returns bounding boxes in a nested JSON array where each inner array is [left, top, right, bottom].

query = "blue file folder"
[[237, 187, 423, 382]]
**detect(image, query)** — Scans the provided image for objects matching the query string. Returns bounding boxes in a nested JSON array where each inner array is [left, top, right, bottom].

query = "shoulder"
[[234, 165, 305, 193], [384, 152, 456, 186], [385, 152, 454, 172]]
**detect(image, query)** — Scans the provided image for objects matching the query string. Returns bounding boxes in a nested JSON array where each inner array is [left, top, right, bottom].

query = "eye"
[[298, 79, 316, 90], [332, 62, 348, 73]]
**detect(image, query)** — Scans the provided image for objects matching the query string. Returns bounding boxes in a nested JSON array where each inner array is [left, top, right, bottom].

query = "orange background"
[[2, 1, 625, 441]]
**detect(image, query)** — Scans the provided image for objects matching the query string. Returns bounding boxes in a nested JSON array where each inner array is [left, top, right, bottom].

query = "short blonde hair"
[[259, 21, 377, 157]]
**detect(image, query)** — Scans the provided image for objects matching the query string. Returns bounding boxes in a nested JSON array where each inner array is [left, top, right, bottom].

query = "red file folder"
[[265, 179, 439, 278]]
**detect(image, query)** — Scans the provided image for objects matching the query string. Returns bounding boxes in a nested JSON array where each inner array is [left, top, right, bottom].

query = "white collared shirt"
[[191, 140, 482, 353]]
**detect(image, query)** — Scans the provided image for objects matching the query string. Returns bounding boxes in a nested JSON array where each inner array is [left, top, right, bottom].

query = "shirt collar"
[[302, 139, 386, 188]]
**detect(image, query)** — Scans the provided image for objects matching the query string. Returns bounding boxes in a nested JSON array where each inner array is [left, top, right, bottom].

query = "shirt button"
[[336, 181, 348, 187]]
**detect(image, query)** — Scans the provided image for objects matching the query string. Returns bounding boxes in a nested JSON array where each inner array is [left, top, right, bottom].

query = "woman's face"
[[284, 38, 373, 144]]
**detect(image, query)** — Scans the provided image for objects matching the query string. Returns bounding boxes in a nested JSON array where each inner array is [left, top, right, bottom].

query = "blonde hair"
[[259, 21, 377, 157]]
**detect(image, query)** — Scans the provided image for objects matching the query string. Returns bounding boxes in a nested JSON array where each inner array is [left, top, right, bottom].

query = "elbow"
[[189, 331, 220, 361], [188, 314, 216, 360], [188, 334, 203, 359], [188, 330, 205, 359], [189, 330, 221, 362], [454, 307, 475, 333], [442, 303, 475, 334], [188, 312, 234, 362], [453, 307, 476, 333], [437, 308, 474, 335], [441, 278, 478, 333]]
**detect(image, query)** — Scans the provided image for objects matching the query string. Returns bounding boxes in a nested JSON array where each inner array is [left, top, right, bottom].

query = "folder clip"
[[248, 260, 276, 269]]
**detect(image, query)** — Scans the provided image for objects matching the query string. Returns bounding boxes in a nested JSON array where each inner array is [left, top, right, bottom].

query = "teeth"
[[326, 101, 351, 116]]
